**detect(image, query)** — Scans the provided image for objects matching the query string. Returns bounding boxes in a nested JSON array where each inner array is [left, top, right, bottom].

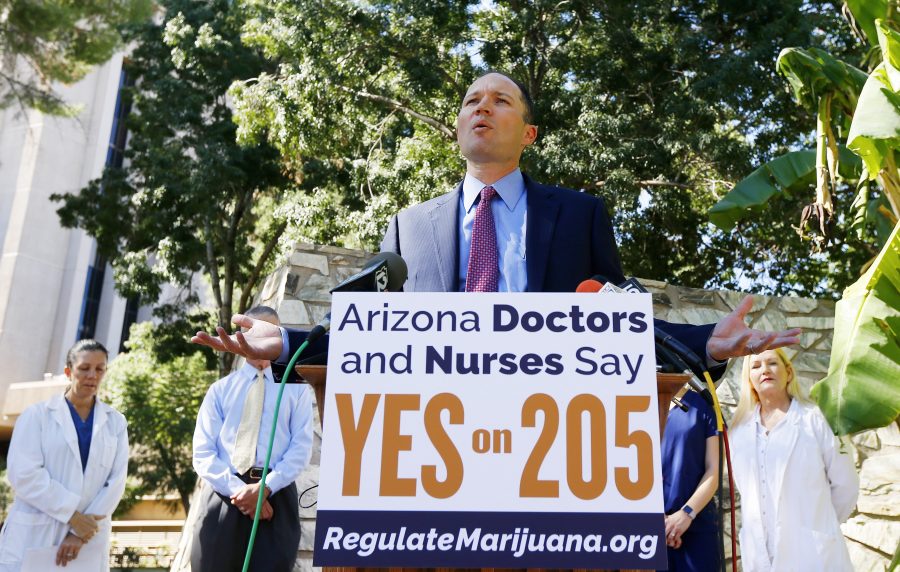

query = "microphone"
[[654, 330, 714, 405], [598, 282, 625, 293], [580, 274, 625, 293], [576, 279, 603, 293], [596, 275, 725, 429], [583, 274, 714, 401], [276, 253, 408, 382], [599, 274, 708, 372], [305, 312, 332, 345], [331, 252, 408, 293], [309, 253, 407, 343]]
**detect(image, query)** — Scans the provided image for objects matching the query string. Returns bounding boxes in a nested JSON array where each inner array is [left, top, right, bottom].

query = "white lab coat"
[[0, 393, 129, 571], [730, 400, 858, 572]]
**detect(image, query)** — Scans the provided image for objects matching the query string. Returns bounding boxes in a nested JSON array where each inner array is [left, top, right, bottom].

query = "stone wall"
[[253, 242, 897, 572]]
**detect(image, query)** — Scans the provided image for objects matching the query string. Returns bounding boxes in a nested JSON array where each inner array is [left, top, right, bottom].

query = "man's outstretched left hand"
[[706, 295, 801, 362]]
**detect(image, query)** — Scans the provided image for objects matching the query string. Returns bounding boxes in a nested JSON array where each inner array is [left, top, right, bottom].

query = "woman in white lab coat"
[[0, 340, 128, 571], [730, 349, 858, 572]]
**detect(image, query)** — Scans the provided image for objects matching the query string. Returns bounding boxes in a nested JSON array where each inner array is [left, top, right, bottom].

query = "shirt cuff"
[[705, 351, 726, 368], [264, 470, 285, 494], [231, 475, 249, 497], [212, 474, 247, 498], [277, 327, 290, 363]]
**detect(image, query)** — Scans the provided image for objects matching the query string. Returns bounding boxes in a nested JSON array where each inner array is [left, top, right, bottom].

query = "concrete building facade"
[[0, 55, 187, 566], [0, 54, 151, 436]]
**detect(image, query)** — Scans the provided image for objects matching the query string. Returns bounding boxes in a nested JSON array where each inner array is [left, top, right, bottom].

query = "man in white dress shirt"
[[191, 305, 314, 572]]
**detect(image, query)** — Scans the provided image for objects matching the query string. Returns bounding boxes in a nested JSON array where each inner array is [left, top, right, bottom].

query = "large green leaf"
[[879, 19, 900, 75], [708, 147, 861, 230], [810, 220, 900, 435], [852, 172, 896, 248], [776, 47, 868, 114], [845, 0, 892, 47], [848, 21, 900, 178]]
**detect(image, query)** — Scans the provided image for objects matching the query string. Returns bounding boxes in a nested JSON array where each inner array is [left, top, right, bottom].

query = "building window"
[[119, 295, 140, 352], [106, 66, 133, 169], [76, 253, 106, 341], [76, 65, 133, 343]]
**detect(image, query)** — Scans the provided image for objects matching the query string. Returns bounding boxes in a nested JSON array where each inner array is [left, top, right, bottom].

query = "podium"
[[296, 365, 691, 572]]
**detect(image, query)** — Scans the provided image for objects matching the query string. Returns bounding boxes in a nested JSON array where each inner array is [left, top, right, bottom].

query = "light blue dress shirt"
[[457, 169, 528, 292], [193, 362, 314, 496], [275, 169, 530, 360]]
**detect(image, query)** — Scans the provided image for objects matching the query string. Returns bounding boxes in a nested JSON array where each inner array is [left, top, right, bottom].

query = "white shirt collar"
[[462, 169, 525, 212], [752, 398, 797, 431]]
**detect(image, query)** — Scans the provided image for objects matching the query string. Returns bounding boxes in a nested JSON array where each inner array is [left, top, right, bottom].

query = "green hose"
[[241, 339, 310, 572]]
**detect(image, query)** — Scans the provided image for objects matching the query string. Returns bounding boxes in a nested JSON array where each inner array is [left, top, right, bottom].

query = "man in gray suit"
[[194, 72, 800, 377], [378, 71, 800, 365]]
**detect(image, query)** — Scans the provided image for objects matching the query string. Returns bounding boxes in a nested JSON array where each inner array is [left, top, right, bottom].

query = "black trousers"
[[191, 481, 301, 572]]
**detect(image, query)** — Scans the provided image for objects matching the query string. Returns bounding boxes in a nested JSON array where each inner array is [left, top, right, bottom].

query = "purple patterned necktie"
[[466, 186, 499, 292]]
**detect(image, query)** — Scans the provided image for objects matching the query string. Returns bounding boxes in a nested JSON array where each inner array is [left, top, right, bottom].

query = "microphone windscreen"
[[374, 251, 408, 290], [598, 282, 625, 293], [576, 279, 603, 293], [331, 252, 408, 293], [619, 277, 649, 293]]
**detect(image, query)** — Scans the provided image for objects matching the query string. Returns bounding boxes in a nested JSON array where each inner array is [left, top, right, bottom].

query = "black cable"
[[299, 484, 318, 509]]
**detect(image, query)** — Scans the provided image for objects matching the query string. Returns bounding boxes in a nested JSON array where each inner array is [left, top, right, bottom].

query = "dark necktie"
[[465, 186, 499, 292]]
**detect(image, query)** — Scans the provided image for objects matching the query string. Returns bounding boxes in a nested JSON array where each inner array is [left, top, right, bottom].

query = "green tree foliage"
[[709, 0, 900, 454], [102, 321, 216, 514], [711, 4, 900, 294], [230, 0, 864, 296], [0, 0, 152, 115], [52, 0, 289, 374]]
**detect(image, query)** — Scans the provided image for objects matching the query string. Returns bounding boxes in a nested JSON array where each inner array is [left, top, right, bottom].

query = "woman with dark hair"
[[0, 339, 129, 571], [730, 349, 857, 572], [661, 384, 720, 571]]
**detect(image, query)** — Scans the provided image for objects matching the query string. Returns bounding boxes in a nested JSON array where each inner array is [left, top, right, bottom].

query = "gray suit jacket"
[[380, 174, 625, 293], [379, 174, 723, 379]]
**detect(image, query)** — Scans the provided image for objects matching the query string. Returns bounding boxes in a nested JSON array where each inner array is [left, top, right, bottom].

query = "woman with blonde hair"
[[0, 339, 128, 571], [730, 348, 857, 572]]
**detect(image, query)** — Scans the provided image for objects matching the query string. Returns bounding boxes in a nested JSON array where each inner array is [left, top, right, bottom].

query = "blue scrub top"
[[661, 389, 718, 526], [65, 398, 95, 472]]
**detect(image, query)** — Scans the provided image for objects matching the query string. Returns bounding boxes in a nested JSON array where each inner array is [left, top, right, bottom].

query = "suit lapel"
[[525, 176, 560, 292], [427, 183, 461, 292]]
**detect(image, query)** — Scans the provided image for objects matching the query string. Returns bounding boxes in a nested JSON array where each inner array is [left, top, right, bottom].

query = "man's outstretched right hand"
[[192, 314, 284, 360]]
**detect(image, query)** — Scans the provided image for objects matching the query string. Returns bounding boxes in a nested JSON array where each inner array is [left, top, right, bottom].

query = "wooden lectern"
[[296, 365, 692, 572]]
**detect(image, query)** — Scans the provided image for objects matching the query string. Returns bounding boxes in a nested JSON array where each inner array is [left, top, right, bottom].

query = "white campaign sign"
[[314, 292, 667, 569]]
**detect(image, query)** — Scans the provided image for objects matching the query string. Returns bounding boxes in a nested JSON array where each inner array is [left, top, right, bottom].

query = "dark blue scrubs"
[[66, 398, 94, 471], [661, 389, 720, 571]]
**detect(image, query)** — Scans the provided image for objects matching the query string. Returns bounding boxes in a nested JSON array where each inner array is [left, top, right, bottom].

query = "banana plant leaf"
[[847, 21, 900, 178], [777, 47, 868, 115], [845, 0, 892, 47], [880, 19, 900, 74], [708, 146, 861, 231], [810, 220, 900, 435], [855, 190, 897, 249]]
